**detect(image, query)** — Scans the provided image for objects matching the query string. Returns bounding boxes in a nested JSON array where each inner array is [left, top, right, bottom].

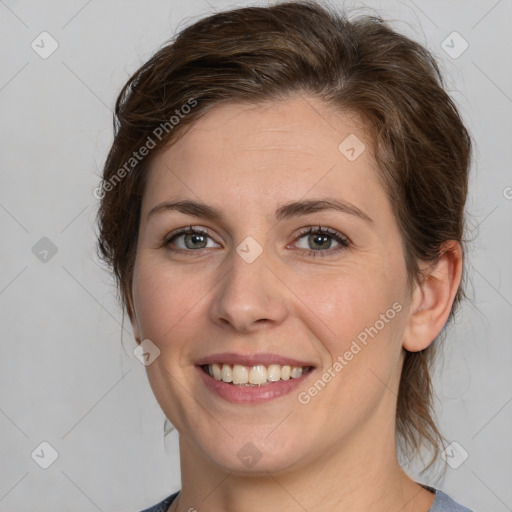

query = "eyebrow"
[[147, 198, 373, 224]]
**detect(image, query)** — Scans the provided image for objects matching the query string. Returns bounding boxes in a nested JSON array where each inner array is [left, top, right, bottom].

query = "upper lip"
[[195, 352, 316, 368]]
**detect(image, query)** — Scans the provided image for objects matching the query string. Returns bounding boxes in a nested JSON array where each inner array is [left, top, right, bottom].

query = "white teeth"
[[220, 364, 232, 383], [248, 365, 267, 385], [290, 366, 303, 378], [267, 364, 281, 381], [207, 363, 309, 385], [211, 363, 222, 380], [232, 364, 248, 384]]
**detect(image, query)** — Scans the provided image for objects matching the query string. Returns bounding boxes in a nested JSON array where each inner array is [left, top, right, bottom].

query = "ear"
[[402, 241, 463, 352]]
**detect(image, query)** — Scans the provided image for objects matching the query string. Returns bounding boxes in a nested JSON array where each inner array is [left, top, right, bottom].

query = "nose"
[[209, 243, 289, 333]]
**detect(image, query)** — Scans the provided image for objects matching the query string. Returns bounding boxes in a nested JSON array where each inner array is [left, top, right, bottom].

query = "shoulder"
[[139, 491, 180, 512], [429, 488, 474, 512]]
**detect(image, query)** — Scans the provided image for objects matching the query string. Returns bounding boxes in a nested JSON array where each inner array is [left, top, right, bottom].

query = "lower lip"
[[196, 366, 314, 404]]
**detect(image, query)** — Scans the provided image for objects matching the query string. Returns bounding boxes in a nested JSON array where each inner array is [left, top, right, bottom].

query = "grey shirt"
[[140, 487, 474, 512]]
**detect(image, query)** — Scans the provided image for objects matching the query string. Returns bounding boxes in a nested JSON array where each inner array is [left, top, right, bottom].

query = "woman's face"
[[131, 95, 414, 474]]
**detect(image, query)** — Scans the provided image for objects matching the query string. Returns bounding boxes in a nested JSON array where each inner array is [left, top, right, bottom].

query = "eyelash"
[[291, 226, 350, 257], [162, 224, 350, 258]]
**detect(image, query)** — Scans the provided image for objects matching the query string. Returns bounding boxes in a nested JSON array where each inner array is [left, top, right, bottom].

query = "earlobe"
[[402, 241, 463, 352]]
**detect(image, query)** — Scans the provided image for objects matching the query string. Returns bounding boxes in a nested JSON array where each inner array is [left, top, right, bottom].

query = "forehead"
[[142, 95, 386, 221], [155, 95, 372, 167]]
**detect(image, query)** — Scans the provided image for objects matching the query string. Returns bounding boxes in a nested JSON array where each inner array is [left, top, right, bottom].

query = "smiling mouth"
[[201, 363, 314, 386]]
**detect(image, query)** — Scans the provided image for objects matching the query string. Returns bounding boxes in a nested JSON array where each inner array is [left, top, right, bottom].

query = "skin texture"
[[130, 95, 462, 512]]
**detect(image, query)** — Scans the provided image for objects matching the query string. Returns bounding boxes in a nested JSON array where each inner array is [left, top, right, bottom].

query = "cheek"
[[293, 264, 408, 408], [131, 256, 204, 346], [286, 264, 408, 438], [292, 264, 406, 348]]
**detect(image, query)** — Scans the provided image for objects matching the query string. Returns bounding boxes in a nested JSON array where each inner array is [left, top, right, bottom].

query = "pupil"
[[311, 234, 330, 250], [187, 233, 206, 248]]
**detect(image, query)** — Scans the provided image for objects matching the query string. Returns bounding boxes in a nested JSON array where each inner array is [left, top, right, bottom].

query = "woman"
[[97, 2, 474, 511]]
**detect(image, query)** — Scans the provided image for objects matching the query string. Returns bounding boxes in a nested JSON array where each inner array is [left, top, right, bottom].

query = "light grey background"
[[0, 0, 510, 511]]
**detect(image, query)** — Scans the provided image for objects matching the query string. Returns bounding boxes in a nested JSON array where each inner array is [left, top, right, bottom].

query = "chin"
[[194, 432, 310, 476]]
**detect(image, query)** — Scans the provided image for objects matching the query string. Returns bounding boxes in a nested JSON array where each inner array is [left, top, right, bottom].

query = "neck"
[[169, 421, 434, 512]]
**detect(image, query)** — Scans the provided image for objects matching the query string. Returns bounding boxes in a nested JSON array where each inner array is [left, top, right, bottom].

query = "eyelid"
[[288, 225, 350, 257], [291, 225, 350, 245], [162, 224, 350, 255], [161, 225, 219, 248]]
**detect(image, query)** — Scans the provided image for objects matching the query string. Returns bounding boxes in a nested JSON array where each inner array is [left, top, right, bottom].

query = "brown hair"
[[96, 0, 471, 469]]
